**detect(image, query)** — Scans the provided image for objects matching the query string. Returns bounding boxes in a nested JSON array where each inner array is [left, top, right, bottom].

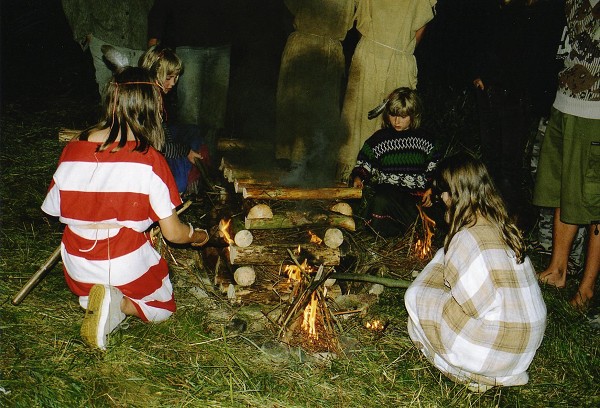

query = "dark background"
[[0, 0, 565, 138]]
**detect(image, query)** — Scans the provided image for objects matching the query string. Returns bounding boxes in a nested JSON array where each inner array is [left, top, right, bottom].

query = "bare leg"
[[121, 297, 141, 318], [537, 208, 578, 288], [570, 225, 600, 310]]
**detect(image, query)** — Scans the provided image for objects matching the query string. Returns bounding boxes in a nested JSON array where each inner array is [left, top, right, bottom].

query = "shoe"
[[81, 284, 126, 350], [466, 382, 493, 393]]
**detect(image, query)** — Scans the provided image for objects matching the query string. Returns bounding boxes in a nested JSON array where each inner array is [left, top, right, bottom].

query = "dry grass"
[[1, 92, 599, 408]]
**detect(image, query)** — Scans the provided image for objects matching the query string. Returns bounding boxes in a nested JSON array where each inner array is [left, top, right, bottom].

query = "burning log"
[[229, 243, 340, 266], [242, 187, 362, 200], [244, 211, 355, 231]]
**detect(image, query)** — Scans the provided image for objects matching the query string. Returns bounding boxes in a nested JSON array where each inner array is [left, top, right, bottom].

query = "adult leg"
[[570, 225, 600, 309], [537, 207, 578, 288]]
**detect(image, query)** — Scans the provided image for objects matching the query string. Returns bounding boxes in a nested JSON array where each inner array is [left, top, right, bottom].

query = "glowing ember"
[[366, 319, 385, 331], [414, 204, 436, 259], [302, 292, 319, 339], [219, 219, 234, 244], [308, 230, 323, 245], [283, 264, 302, 282]]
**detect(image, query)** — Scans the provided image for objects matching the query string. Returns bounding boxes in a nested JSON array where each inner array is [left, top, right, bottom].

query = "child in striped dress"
[[351, 87, 440, 236], [42, 67, 210, 350], [404, 153, 547, 392]]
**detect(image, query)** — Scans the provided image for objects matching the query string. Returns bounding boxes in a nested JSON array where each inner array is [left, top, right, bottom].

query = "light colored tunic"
[[404, 221, 547, 387], [42, 141, 182, 322], [275, 0, 355, 173], [337, 0, 436, 180]]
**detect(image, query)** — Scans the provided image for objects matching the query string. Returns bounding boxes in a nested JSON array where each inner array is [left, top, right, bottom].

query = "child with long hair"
[[351, 87, 440, 236], [42, 67, 209, 350], [139, 44, 211, 194], [404, 152, 547, 392]]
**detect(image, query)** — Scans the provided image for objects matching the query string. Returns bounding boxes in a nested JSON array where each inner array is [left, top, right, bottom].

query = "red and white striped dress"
[[42, 140, 182, 322]]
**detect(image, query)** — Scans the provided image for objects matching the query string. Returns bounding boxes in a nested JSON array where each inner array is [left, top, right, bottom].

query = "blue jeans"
[[175, 46, 231, 132]]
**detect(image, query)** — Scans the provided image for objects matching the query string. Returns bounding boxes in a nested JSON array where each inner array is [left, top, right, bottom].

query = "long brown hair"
[[433, 152, 525, 263], [79, 67, 165, 152]]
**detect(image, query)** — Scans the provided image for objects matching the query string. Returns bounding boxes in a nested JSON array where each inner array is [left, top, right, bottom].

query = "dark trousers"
[[475, 86, 532, 213]]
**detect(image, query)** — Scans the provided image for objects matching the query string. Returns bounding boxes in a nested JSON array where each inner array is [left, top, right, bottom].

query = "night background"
[[4, 2, 598, 408]]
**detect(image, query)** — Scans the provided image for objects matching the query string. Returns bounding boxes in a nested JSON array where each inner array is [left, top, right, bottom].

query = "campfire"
[[413, 204, 436, 260], [277, 243, 340, 353]]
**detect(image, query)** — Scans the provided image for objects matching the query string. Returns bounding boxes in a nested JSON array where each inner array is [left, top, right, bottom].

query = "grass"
[[1, 87, 599, 408]]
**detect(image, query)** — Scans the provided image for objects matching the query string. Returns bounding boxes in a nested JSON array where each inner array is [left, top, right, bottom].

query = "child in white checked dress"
[[404, 153, 547, 392]]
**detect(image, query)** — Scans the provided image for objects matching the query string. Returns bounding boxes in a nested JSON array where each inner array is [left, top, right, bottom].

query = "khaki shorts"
[[533, 108, 600, 224]]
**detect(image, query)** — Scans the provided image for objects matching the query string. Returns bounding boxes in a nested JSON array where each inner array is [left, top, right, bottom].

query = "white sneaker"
[[81, 285, 126, 350]]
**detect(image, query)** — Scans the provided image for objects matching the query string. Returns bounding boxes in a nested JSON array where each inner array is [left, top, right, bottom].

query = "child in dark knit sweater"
[[351, 87, 440, 237]]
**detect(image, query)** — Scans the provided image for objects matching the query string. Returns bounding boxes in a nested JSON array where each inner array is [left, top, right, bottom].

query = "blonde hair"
[[80, 67, 165, 152], [433, 153, 526, 263], [382, 87, 423, 130], [139, 44, 182, 90]]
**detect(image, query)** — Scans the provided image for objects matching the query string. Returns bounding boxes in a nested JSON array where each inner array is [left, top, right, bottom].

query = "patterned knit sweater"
[[553, 0, 600, 119], [350, 127, 439, 192]]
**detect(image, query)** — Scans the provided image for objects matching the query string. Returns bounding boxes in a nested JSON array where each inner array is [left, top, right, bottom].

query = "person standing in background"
[[533, 0, 600, 311], [337, 0, 437, 182], [274, 0, 355, 183], [62, 0, 154, 99], [148, 0, 238, 159]]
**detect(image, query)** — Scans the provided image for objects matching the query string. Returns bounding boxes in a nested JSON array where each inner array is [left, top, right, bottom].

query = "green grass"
[[1, 91, 599, 408]]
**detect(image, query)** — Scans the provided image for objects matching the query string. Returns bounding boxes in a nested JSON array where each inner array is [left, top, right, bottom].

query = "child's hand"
[[421, 188, 433, 207], [187, 149, 203, 164], [353, 177, 364, 189]]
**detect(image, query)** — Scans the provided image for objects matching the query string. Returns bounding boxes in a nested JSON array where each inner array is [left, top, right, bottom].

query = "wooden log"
[[234, 179, 273, 193], [244, 211, 355, 231], [58, 128, 81, 143], [242, 187, 362, 200], [229, 243, 340, 265], [323, 228, 344, 249], [234, 230, 254, 247], [233, 266, 256, 286], [217, 138, 272, 152]]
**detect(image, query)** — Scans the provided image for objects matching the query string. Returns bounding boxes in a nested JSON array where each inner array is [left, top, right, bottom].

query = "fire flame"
[[414, 204, 436, 259], [219, 219, 234, 245], [302, 292, 319, 339], [366, 319, 385, 332], [308, 230, 323, 245], [283, 261, 305, 282]]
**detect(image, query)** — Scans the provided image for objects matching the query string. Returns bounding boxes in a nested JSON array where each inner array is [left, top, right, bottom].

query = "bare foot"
[[537, 269, 566, 289], [569, 290, 593, 312]]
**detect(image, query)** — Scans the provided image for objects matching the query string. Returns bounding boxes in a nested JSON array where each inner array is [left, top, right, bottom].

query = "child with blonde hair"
[[351, 87, 440, 236], [405, 152, 547, 392]]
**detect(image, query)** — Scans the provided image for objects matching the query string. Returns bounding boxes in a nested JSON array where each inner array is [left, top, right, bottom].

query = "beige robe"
[[275, 0, 355, 181], [337, 0, 436, 181]]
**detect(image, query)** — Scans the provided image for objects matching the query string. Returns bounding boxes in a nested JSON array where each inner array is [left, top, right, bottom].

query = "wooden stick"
[[329, 273, 411, 288], [12, 246, 62, 305], [58, 128, 81, 143], [242, 187, 362, 200]]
